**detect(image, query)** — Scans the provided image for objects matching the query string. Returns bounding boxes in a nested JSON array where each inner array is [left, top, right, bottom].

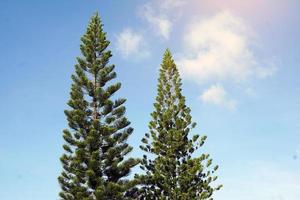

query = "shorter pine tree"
[[137, 49, 222, 199]]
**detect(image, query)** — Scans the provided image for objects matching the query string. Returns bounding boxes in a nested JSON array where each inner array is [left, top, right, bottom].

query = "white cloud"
[[142, 7, 172, 40], [159, 0, 186, 10], [139, 0, 186, 40], [200, 84, 236, 111], [175, 11, 277, 110], [215, 162, 300, 200], [115, 28, 149, 59], [177, 11, 277, 84]]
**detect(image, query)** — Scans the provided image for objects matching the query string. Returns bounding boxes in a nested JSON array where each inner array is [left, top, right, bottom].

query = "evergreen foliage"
[[58, 13, 139, 200], [138, 49, 222, 199]]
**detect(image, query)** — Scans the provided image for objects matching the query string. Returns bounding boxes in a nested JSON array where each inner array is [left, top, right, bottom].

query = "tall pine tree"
[[138, 49, 222, 199], [58, 13, 139, 200]]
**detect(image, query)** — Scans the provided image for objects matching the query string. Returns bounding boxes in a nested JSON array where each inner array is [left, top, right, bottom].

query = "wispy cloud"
[[158, 0, 185, 10], [200, 84, 236, 111], [115, 28, 149, 59], [138, 0, 186, 40], [141, 6, 172, 40]]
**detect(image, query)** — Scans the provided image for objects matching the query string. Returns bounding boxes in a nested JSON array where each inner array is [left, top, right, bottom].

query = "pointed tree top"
[[162, 48, 179, 72], [87, 12, 102, 28], [163, 48, 172, 59], [92, 11, 100, 19]]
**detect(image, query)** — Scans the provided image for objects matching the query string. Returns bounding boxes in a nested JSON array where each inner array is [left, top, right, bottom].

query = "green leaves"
[[138, 49, 221, 199], [58, 13, 222, 200], [58, 13, 138, 200]]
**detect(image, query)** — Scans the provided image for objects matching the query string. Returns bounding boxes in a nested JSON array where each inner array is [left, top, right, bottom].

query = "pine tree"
[[58, 13, 139, 200], [138, 49, 222, 199]]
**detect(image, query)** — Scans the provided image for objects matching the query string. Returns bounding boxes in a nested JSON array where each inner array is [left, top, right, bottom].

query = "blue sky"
[[0, 0, 300, 199]]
